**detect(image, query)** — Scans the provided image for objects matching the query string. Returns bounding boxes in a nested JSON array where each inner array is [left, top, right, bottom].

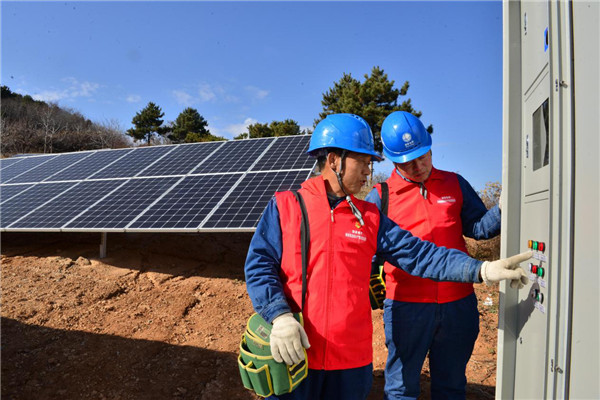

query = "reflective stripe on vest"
[[377, 168, 474, 303], [276, 176, 380, 370]]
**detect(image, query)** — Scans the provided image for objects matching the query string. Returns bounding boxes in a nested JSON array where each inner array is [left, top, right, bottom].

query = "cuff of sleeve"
[[261, 299, 292, 324], [490, 206, 501, 230], [468, 260, 484, 283], [480, 261, 492, 285]]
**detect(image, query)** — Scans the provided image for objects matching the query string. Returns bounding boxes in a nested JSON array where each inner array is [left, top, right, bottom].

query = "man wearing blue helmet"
[[244, 113, 528, 399], [366, 111, 502, 400]]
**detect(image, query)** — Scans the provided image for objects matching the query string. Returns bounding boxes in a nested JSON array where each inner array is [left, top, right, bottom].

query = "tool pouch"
[[238, 312, 308, 397], [369, 264, 386, 310]]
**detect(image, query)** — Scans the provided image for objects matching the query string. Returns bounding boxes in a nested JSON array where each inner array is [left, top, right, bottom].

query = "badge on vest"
[[345, 229, 367, 242], [437, 195, 456, 204]]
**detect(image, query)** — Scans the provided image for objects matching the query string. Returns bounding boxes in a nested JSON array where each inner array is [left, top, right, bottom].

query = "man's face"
[[339, 152, 372, 194], [395, 151, 432, 183]]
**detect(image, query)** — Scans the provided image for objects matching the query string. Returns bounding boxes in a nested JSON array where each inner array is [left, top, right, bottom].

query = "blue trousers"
[[267, 364, 373, 400], [382, 293, 480, 400]]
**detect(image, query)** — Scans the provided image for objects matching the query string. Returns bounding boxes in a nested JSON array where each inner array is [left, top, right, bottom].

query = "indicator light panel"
[[527, 240, 546, 253]]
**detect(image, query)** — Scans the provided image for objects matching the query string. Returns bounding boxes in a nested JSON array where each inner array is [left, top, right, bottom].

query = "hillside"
[[1, 85, 129, 156]]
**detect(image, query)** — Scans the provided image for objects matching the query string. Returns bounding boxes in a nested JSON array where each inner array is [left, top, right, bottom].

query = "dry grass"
[[465, 236, 501, 261]]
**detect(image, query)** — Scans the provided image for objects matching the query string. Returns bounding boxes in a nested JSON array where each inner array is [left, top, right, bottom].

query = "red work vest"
[[275, 176, 380, 370], [377, 168, 473, 303]]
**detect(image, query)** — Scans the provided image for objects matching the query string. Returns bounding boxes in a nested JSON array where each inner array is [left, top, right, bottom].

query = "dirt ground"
[[1, 232, 500, 400]]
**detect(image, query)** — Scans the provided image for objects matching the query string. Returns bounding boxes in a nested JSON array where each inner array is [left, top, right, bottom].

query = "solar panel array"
[[0, 135, 315, 232]]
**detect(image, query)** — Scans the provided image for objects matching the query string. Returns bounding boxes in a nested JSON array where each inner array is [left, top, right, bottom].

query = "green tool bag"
[[239, 191, 310, 397], [238, 312, 308, 397]]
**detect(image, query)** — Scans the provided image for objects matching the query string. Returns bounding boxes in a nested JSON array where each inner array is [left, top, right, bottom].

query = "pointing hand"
[[480, 251, 532, 289]]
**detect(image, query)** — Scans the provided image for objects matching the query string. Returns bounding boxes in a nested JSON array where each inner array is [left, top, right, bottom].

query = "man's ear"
[[327, 152, 338, 172]]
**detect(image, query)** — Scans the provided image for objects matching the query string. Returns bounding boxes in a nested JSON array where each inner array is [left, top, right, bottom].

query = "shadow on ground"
[[1, 318, 254, 400]]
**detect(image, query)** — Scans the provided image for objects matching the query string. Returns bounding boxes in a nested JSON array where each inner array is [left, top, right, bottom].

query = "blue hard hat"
[[308, 113, 382, 161], [381, 111, 431, 163]]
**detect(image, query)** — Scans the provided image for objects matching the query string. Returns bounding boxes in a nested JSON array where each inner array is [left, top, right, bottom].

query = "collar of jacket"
[[390, 166, 442, 192], [301, 175, 360, 210]]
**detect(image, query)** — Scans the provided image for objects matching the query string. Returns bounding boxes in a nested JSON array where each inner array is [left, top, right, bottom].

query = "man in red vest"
[[366, 111, 502, 400], [245, 113, 528, 400]]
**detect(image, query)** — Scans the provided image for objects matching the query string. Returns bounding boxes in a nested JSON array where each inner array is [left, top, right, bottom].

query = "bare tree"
[[479, 181, 501, 209], [2, 87, 131, 156], [1, 117, 41, 155], [37, 103, 65, 153], [91, 119, 131, 149]]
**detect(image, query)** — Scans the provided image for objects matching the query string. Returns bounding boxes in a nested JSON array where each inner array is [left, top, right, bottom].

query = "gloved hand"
[[480, 251, 532, 289], [270, 313, 310, 365]]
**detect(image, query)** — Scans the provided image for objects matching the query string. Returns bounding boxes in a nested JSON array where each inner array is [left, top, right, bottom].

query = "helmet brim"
[[383, 144, 431, 164], [307, 147, 382, 162], [351, 148, 382, 162]]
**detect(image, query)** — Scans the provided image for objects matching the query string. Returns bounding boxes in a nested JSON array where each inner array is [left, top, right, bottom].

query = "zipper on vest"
[[323, 207, 335, 366], [421, 189, 438, 302]]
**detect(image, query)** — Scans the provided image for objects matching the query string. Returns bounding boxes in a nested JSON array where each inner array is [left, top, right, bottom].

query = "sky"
[[1, 0, 503, 192]]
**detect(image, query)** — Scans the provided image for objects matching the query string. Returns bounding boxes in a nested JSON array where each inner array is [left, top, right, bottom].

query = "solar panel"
[[137, 141, 224, 177], [1, 182, 76, 227], [9, 153, 43, 158], [0, 184, 35, 204], [128, 174, 241, 229], [194, 138, 272, 174], [0, 154, 58, 183], [1, 135, 317, 232], [0, 157, 26, 170], [47, 148, 134, 182], [65, 177, 180, 229], [9, 180, 124, 229], [251, 135, 315, 171], [202, 170, 311, 229], [88, 146, 175, 179], [6, 152, 93, 184]]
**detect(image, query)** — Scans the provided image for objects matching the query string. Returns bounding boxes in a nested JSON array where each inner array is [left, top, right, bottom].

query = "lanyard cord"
[[396, 168, 430, 199], [333, 150, 365, 226]]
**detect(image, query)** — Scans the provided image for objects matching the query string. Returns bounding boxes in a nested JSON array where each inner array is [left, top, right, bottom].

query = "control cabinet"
[[497, 1, 599, 399]]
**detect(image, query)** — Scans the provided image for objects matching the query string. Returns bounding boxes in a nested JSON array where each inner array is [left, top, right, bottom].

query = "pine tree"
[[169, 107, 210, 143], [318, 66, 433, 152], [126, 102, 167, 145], [234, 119, 308, 139]]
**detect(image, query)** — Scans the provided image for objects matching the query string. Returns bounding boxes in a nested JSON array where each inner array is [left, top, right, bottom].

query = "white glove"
[[480, 251, 532, 289], [270, 313, 310, 365]]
